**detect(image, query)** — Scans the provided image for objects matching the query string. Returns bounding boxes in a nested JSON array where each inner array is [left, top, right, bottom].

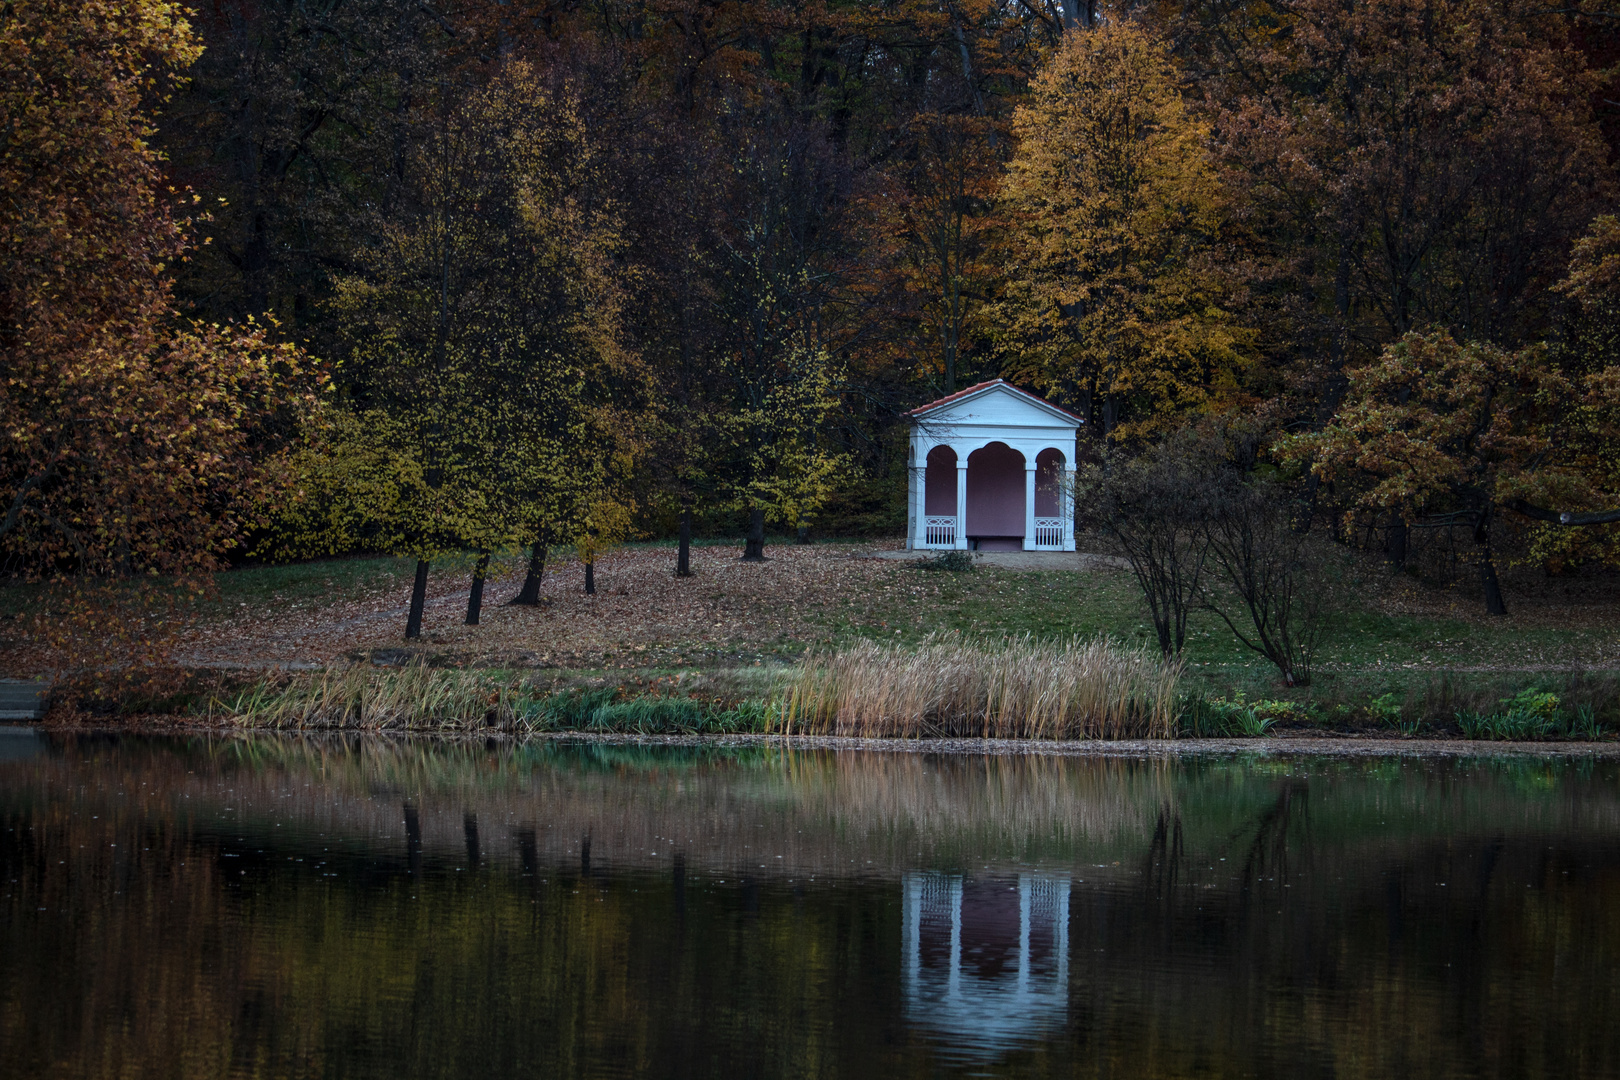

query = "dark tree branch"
[[1506, 500, 1620, 526]]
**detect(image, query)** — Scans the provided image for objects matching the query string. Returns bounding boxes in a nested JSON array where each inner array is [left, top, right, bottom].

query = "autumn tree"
[[1520, 214, 1620, 567], [0, 0, 315, 583], [704, 111, 853, 560], [1289, 331, 1620, 615], [300, 63, 641, 636], [1209, 0, 1611, 416], [868, 111, 1002, 396], [997, 19, 1250, 441]]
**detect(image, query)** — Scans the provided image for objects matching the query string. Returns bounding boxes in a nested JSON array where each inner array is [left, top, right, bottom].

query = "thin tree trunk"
[[507, 540, 546, 605], [405, 559, 430, 639], [584, 560, 595, 594], [677, 500, 693, 577], [1475, 508, 1508, 616], [1384, 515, 1408, 570], [741, 506, 766, 561], [1480, 545, 1508, 616], [465, 550, 490, 625]]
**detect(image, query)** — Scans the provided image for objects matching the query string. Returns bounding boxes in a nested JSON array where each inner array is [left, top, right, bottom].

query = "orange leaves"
[[1288, 331, 1599, 524], [1, 0, 318, 583]]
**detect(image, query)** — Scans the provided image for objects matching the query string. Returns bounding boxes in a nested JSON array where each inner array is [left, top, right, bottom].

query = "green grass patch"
[[208, 556, 419, 610], [818, 564, 1620, 729]]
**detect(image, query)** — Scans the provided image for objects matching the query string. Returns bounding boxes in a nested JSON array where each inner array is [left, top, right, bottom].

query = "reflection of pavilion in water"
[[902, 872, 1071, 1054]]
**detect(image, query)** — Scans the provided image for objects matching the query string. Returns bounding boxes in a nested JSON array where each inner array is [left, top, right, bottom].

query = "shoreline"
[[17, 722, 1620, 758]]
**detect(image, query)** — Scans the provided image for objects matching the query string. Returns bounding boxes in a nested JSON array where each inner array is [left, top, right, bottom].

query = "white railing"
[[1033, 518, 1064, 548], [924, 516, 958, 546]]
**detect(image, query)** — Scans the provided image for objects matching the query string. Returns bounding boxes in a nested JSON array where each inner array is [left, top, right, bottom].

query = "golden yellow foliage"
[[996, 20, 1250, 440]]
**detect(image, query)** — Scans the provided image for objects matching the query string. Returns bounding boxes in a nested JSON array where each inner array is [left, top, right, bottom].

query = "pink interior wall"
[[966, 443, 1026, 536], [924, 446, 958, 515], [1035, 449, 1065, 517]]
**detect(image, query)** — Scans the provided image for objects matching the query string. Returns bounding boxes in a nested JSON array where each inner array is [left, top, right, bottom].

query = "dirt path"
[[867, 549, 1129, 571]]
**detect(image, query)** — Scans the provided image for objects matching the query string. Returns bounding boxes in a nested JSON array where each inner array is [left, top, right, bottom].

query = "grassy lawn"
[[207, 555, 419, 609], [816, 562, 1618, 718], [12, 537, 1618, 726]]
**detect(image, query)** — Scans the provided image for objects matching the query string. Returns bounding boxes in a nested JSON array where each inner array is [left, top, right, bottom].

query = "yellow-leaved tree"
[[273, 63, 643, 636], [720, 336, 850, 551], [996, 20, 1250, 441]]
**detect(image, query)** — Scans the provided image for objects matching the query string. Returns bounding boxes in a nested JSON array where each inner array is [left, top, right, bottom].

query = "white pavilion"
[[905, 379, 1081, 552]]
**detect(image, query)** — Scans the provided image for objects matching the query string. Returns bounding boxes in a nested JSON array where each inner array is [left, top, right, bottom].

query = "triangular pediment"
[[907, 380, 1082, 429]]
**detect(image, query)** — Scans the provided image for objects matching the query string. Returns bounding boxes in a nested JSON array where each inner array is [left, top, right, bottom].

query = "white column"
[[954, 459, 969, 550], [1063, 467, 1077, 551], [1023, 463, 1037, 550], [907, 458, 921, 550]]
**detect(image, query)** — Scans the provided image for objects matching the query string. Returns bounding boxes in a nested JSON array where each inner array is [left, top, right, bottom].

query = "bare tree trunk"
[[796, 525, 811, 545], [507, 540, 546, 605], [1475, 508, 1508, 616], [677, 499, 693, 577], [1383, 515, 1408, 571], [464, 550, 490, 625], [405, 559, 430, 639], [1480, 545, 1508, 616], [741, 506, 766, 561], [584, 559, 595, 595]]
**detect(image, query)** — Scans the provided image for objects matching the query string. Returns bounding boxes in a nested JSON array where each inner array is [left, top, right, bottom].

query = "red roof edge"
[[905, 379, 1085, 423]]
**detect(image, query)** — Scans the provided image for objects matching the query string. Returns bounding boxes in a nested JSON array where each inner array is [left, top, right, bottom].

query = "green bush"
[[517, 688, 775, 734], [1365, 692, 1403, 726], [1180, 692, 1276, 738], [1456, 688, 1569, 741], [909, 550, 975, 573], [1501, 688, 1561, 721]]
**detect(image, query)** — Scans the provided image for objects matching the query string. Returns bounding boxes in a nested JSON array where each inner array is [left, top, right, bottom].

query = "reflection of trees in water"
[[2, 734, 1171, 877], [4, 739, 1620, 1078], [1235, 779, 1310, 914]]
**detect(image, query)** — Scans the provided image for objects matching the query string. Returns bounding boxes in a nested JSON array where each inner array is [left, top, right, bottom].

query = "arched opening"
[[1034, 448, 1065, 517], [1033, 448, 1067, 548], [924, 445, 958, 515], [966, 442, 1026, 549], [922, 445, 959, 546]]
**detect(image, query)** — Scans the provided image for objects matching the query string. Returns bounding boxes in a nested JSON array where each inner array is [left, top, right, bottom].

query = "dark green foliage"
[[1456, 689, 1611, 741], [518, 689, 773, 734], [1178, 694, 1277, 738], [909, 551, 975, 573]]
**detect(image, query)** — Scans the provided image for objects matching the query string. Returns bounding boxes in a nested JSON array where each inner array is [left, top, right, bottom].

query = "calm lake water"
[[1, 730, 1617, 1079]]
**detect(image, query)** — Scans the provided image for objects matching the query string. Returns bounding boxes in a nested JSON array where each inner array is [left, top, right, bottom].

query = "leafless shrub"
[[1083, 421, 1344, 687], [1201, 481, 1341, 687], [1079, 431, 1223, 657]]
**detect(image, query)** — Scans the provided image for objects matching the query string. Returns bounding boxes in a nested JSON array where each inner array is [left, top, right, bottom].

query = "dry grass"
[[781, 633, 1181, 739], [207, 663, 522, 731]]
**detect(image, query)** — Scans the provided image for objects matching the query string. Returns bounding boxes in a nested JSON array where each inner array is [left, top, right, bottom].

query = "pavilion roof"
[[904, 379, 1084, 423]]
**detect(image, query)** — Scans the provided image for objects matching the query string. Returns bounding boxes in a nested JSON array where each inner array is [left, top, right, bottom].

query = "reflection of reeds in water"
[[782, 635, 1180, 740], [14, 735, 1168, 876]]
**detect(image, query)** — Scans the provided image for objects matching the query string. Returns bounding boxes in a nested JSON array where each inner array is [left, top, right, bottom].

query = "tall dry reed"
[[209, 663, 523, 730], [780, 633, 1181, 739]]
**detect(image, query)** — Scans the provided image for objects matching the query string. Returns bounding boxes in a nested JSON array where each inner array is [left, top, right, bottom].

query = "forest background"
[[4, 0, 1620, 707]]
